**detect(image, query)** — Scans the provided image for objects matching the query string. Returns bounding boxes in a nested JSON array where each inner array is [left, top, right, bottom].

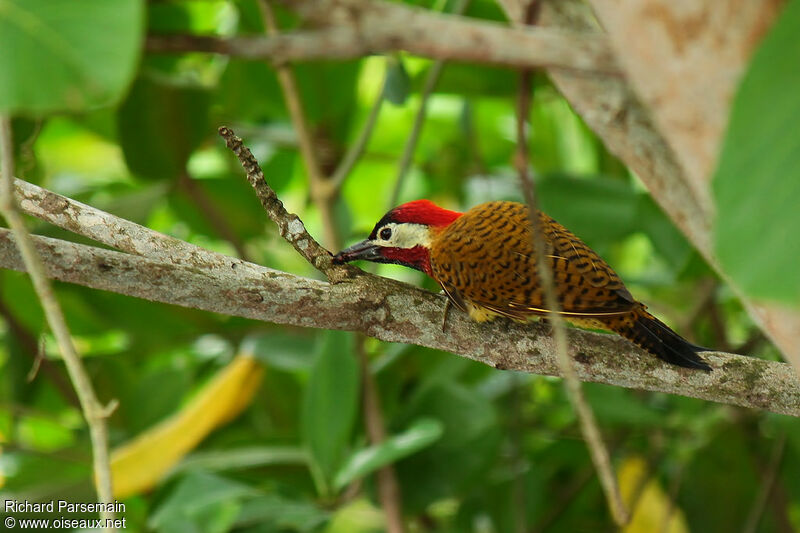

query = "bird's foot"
[[441, 298, 452, 333]]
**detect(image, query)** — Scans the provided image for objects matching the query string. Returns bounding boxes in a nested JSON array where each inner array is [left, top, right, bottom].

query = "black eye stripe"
[[380, 227, 392, 240]]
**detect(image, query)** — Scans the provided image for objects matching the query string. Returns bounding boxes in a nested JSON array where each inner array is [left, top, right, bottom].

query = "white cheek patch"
[[375, 223, 431, 248]]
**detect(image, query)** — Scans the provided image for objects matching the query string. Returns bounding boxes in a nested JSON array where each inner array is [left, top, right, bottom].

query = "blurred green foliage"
[[0, 1, 797, 532]]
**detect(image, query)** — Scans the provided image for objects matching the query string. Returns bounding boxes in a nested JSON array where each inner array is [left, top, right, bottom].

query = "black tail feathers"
[[620, 310, 712, 371]]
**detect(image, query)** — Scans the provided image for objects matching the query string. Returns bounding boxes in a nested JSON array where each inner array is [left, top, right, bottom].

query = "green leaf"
[[0, 0, 143, 114], [302, 331, 360, 496], [149, 471, 256, 533], [385, 58, 411, 106], [395, 382, 500, 513], [117, 76, 211, 181], [235, 494, 329, 532], [713, 1, 800, 306], [177, 446, 308, 473], [333, 418, 444, 490]]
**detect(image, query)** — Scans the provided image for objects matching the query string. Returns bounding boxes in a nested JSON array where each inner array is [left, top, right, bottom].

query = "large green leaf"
[[713, 1, 800, 306], [395, 382, 500, 513], [235, 494, 329, 532], [302, 330, 360, 496], [333, 418, 443, 490], [0, 0, 143, 114], [149, 471, 255, 533]]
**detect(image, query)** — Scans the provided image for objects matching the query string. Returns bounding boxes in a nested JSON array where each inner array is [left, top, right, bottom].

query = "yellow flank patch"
[[466, 303, 499, 322]]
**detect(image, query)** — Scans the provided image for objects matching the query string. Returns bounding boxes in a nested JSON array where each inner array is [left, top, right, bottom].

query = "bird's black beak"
[[332, 240, 382, 264]]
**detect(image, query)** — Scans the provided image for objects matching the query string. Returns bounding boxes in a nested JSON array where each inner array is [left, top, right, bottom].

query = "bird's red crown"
[[388, 199, 462, 228]]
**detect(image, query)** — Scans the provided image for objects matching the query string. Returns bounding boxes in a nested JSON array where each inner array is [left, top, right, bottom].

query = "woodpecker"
[[332, 200, 712, 371]]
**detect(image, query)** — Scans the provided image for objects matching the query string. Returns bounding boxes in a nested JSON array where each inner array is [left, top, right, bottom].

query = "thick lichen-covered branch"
[[0, 227, 797, 417]]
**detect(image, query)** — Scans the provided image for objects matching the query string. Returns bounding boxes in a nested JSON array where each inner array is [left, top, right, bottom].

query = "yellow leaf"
[[109, 353, 264, 499], [618, 456, 689, 533]]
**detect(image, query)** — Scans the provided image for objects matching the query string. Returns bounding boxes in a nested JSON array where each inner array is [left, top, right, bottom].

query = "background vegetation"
[[1, 0, 799, 532]]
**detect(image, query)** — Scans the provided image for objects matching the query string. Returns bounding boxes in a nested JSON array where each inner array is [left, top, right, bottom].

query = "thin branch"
[[258, 0, 339, 250], [357, 338, 405, 533], [0, 289, 79, 406], [388, 0, 471, 207], [742, 433, 787, 533], [177, 171, 251, 261], [0, 117, 115, 526], [529, 465, 595, 533], [389, 60, 443, 207], [509, 374, 528, 533], [145, 1, 618, 74], [513, 7, 628, 522], [329, 63, 390, 192], [0, 227, 797, 416]]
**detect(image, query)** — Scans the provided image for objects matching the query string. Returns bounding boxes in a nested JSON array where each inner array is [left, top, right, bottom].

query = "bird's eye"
[[379, 227, 392, 240]]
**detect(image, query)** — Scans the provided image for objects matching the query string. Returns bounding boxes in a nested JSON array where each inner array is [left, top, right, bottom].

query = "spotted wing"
[[429, 201, 635, 321]]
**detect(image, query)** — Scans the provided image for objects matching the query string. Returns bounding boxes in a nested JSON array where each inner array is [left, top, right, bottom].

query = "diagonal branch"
[[0, 227, 797, 417]]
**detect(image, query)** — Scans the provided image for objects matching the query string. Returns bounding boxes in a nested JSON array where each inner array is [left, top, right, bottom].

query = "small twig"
[[329, 64, 390, 192], [26, 339, 44, 383], [388, 59, 443, 207], [0, 117, 116, 527], [707, 297, 733, 353], [677, 278, 716, 339], [742, 433, 787, 533], [509, 374, 528, 533], [389, 0, 471, 207], [258, 0, 339, 250], [178, 171, 251, 261], [0, 290, 79, 405], [529, 465, 595, 533], [217, 126, 339, 277], [736, 330, 767, 356], [513, 5, 628, 523]]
